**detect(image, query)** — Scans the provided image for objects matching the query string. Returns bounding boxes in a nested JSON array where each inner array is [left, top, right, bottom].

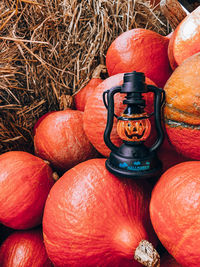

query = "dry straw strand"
[[0, 0, 168, 153]]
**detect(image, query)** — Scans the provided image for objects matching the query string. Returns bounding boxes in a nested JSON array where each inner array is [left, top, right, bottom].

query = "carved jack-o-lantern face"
[[117, 113, 151, 142]]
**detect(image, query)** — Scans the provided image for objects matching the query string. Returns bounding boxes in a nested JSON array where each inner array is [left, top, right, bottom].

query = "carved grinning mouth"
[[124, 128, 145, 139]]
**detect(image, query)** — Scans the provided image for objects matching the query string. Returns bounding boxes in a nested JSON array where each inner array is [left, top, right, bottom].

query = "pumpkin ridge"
[[172, 216, 200, 260], [165, 119, 200, 129]]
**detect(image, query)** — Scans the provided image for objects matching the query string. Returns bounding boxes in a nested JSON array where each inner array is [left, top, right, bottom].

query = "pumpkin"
[[43, 158, 158, 267], [34, 109, 98, 173], [164, 52, 200, 160], [83, 72, 157, 157], [168, 6, 200, 70], [74, 65, 105, 111], [0, 151, 54, 230], [150, 161, 200, 267], [106, 28, 172, 88], [33, 111, 55, 135], [0, 229, 52, 267]]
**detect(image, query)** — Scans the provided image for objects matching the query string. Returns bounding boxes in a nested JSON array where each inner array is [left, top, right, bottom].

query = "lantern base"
[[105, 143, 162, 179]]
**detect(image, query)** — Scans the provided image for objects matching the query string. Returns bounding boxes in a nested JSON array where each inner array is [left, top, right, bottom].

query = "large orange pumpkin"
[[150, 161, 200, 267], [106, 28, 172, 88], [164, 52, 200, 160], [168, 6, 200, 70], [43, 158, 158, 267]]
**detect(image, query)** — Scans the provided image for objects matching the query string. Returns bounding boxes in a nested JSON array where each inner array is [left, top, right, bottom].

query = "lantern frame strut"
[[103, 71, 165, 179]]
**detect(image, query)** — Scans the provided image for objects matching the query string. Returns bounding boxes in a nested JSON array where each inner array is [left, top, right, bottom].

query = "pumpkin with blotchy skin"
[[0, 151, 54, 230], [150, 161, 200, 267], [0, 229, 52, 267], [106, 28, 172, 88], [164, 52, 200, 160], [168, 6, 200, 70], [43, 158, 158, 267]]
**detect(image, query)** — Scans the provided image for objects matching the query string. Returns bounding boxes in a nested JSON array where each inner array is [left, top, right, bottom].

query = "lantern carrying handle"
[[147, 85, 165, 153], [103, 86, 122, 153]]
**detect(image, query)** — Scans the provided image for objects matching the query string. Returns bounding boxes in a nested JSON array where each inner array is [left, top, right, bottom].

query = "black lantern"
[[103, 71, 165, 179]]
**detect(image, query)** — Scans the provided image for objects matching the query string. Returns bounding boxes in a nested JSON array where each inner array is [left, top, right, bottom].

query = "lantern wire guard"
[[103, 71, 165, 179]]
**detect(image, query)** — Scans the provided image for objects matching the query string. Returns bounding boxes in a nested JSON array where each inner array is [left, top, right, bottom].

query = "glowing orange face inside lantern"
[[117, 113, 151, 142]]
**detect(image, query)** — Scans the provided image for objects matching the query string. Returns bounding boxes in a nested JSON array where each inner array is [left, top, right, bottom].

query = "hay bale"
[[0, 0, 168, 153]]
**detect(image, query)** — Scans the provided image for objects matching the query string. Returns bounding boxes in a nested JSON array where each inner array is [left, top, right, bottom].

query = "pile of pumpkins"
[[0, 6, 200, 267]]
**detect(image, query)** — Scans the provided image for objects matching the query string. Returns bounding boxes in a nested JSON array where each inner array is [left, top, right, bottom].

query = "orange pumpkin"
[[164, 52, 200, 159], [106, 28, 172, 88], [150, 161, 200, 266], [168, 6, 200, 70]]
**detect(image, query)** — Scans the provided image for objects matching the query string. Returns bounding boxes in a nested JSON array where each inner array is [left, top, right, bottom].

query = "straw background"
[[0, 0, 169, 153]]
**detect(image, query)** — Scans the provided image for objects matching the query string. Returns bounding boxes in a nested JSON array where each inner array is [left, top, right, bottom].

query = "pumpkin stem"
[[134, 240, 160, 267], [160, 0, 188, 30], [92, 64, 107, 79]]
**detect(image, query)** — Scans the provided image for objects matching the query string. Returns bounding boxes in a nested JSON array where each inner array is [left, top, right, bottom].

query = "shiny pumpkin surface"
[[0, 229, 52, 267], [43, 158, 157, 267], [106, 28, 172, 88], [150, 161, 200, 267], [164, 52, 200, 159], [34, 109, 97, 172], [0, 151, 54, 230], [74, 78, 103, 111], [168, 6, 200, 70]]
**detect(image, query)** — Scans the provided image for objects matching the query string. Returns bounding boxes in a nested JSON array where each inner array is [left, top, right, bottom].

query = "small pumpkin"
[[106, 28, 172, 88], [74, 65, 105, 111], [0, 229, 52, 267], [0, 151, 54, 230], [34, 109, 98, 173]]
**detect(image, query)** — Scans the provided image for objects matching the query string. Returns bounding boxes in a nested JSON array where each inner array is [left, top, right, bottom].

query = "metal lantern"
[[103, 71, 165, 179]]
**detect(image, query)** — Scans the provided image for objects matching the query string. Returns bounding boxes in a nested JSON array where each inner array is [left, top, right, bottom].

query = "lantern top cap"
[[121, 71, 146, 93]]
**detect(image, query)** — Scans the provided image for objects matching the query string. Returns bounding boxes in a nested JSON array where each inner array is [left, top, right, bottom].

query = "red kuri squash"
[[0, 151, 54, 230], [34, 109, 98, 172], [0, 229, 52, 267], [150, 161, 200, 267], [43, 158, 158, 267], [106, 28, 172, 88]]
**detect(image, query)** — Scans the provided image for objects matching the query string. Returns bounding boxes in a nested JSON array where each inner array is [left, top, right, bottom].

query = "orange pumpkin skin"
[[168, 6, 200, 70], [106, 28, 172, 88], [34, 109, 97, 172], [150, 161, 200, 267], [83, 72, 156, 157], [43, 158, 157, 267], [74, 78, 103, 111], [0, 151, 54, 230], [0, 229, 52, 267], [164, 52, 200, 159]]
